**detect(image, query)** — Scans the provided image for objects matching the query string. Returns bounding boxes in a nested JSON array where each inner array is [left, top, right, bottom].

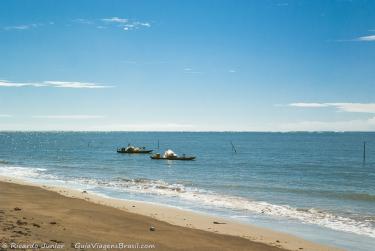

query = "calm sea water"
[[0, 132, 374, 250]]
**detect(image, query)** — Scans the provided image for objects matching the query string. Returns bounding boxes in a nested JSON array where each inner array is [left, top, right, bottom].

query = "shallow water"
[[0, 132, 374, 250]]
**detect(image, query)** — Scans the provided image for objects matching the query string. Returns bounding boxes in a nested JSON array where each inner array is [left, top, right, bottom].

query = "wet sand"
[[0, 179, 342, 251]]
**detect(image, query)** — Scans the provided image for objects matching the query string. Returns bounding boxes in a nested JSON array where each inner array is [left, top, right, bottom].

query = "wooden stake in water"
[[363, 141, 366, 163], [230, 141, 237, 153], [157, 139, 160, 150]]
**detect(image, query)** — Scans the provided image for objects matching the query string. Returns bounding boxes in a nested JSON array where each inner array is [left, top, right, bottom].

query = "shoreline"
[[0, 176, 342, 251]]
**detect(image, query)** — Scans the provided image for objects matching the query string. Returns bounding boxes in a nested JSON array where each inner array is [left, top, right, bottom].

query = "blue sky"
[[1, 0, 375, 131]]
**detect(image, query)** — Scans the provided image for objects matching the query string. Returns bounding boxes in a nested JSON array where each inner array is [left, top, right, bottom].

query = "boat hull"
[[117, 150, 153, 154], [150, 156, 195, 161]]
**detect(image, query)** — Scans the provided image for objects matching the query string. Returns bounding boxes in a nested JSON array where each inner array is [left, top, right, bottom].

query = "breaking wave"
[[1, 165, 374, 238], [72, 176, 375, 238], [0, 165, 55, 180]]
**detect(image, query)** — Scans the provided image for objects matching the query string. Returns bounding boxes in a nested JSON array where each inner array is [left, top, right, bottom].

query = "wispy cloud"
[[89, 123, 194, 131], [3, 17, 150, 32], [0, 80, 113, 89], [183, 68, 203, 74], [289, 103, 375, 113], [334, 34, 375, 42], [280, 102, 375, 131], [4, 25, 31, 30], [101, 17, 129, 23], [356, 35, 375, 42], [44, 81, 112, 89], [2, 22, 53, 31], [73, 17, 151, 31], [276, 3, 289, 7], [289, 103, 332, 108], [32, 115, 105, 120], [278, 117, 375, 132], [0, 114, 12, 118], [0, 122, 196, 131], [100, 17, 151, 31], [72, 18, 94, 25]]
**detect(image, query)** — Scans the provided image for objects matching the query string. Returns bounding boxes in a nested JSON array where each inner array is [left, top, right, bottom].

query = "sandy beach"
[[2, 0, 375, 249], [0, 177, 341, 251]]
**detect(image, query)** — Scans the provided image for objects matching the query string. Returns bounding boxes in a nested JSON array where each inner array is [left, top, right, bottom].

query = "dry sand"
[[0, 177, 343, 251]]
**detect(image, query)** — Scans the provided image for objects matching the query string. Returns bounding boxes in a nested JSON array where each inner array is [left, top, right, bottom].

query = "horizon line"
[[0, 130, 374, 133]]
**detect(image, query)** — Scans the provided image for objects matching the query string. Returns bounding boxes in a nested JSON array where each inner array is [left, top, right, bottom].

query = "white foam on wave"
[[0, 165, 56, 180], [1, 165, 374, 239], [72, 177, 375, 238]]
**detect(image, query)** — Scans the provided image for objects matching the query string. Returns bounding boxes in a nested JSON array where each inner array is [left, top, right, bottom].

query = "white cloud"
[[100, 17, 151, 31], [0, 80, 113, 89], [2, 18, 150, 32], [277, 3, 289, 7], [89, 123, 194, 131], [2, 23, 53, 31], [289, 103, 375, 113], [121, 22, 150, 31], [4, 25, 30, 30], [32, 115, 105, 120], [0, 114, 12, 118], [134, 21, 151, 27], [0, 122, 196, 131], [283, 102, 375, 131], [183, 68, 203, 74], [44, 81, 112, 89], [278, 117, 375, 132], [0, 80, 30, 87], [356, 35, 375, 41], [229, 69, 236, 73], [68, 17, 151, 31], [329, 103, 375, 113], [289, 103, 330, 108], [101, 17, 128, 23], [73, 18, 94, 25]]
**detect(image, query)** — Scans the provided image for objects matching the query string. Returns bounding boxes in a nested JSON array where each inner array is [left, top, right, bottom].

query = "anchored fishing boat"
[[150, 149, 196, 161], [117, 145, 153, 154]]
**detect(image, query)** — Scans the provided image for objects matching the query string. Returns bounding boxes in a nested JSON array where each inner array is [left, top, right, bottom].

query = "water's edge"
[[0, 175, 342, 251]]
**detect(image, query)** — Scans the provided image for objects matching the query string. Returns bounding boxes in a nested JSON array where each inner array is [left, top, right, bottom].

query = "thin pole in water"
[[157, 139, 160, 150], [363, 141, 366, 163], [230, 141, 237, 153]]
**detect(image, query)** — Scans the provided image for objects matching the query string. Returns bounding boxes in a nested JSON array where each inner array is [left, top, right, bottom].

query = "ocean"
[[0, 132, 374, 250]]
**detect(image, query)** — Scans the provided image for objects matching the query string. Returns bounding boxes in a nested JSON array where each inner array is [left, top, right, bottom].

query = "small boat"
[[117, 145, 153, 154], [150, 150, 195, 161], [150, 155, 196, 160]]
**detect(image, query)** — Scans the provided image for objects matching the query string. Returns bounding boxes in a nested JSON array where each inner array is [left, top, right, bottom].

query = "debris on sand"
[[213, 221, 226, 224]]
